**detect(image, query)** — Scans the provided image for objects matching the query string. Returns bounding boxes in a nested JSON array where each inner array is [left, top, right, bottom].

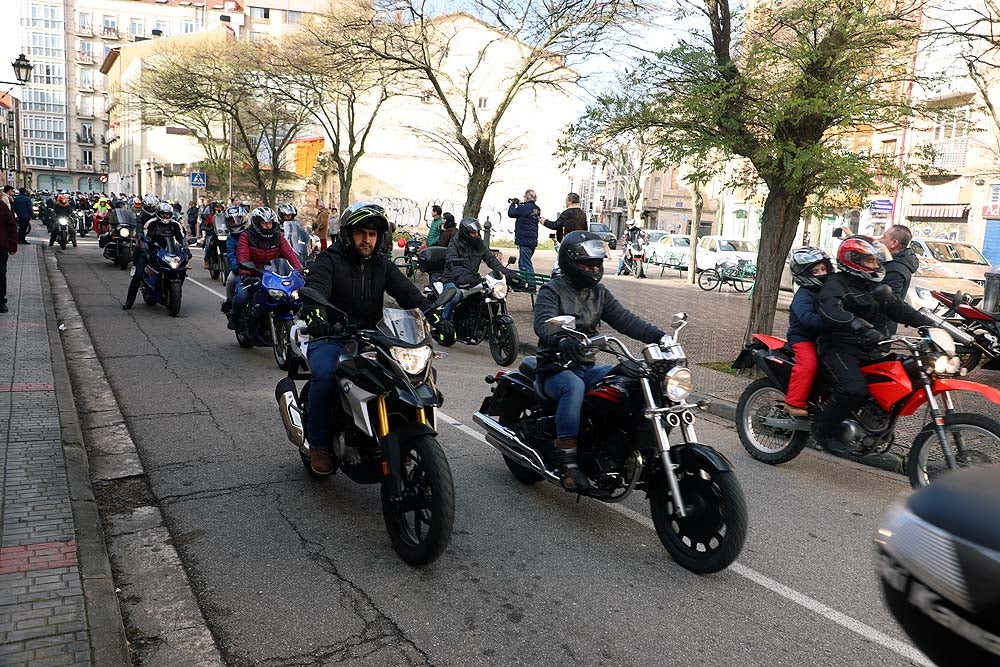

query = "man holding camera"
[[507, 190, 541, 276]]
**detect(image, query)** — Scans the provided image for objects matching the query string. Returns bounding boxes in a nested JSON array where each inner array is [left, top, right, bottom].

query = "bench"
[[510, 271, 552, 306], [645, 252, 689, 278]]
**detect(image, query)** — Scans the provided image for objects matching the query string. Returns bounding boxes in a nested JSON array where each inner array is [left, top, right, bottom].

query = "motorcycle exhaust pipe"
[[275, 377, 304, 449], [472, 412, 559, 483]]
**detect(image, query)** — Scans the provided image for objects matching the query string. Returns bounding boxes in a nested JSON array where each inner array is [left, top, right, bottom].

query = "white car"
[[909, 238, 991, 285], [648, 234, 692, 268], [696, 236, 758, 272]]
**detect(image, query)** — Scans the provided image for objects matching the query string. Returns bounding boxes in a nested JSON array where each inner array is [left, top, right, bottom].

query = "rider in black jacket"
[[47, 194, 77, 246], [533, 230, 667, 492], [439, 217, 521, 325], [815, 235, 934, 454], [300, 202, 434, 476], [122, 202, 187, 309]]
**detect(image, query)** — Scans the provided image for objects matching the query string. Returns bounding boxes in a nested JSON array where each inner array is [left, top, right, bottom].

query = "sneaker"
[[220, 300, 231, 314], [310, 448, 334, 476], [784, 403, 809, 417]]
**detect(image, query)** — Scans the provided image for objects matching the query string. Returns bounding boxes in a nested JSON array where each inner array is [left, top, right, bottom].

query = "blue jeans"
[[441, 281, 462, 319], [232, 280, 254, 319], [540, 364, 614, 439], [518, 245, 535, 276], [307, 339, 347, 451]]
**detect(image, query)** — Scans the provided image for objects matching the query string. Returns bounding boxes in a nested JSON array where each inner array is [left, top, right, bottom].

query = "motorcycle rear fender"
[[898, 377, 1000, 416], [382, 423, 438, 494], [751, 334, 786, 350], [490, 374, 537, 413]]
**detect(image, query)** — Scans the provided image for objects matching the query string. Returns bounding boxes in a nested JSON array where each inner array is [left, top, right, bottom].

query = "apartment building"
[[0, 93, 23, 188]]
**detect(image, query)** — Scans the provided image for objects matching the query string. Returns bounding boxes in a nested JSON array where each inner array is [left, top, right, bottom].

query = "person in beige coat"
[[313, 203, 330, 251]]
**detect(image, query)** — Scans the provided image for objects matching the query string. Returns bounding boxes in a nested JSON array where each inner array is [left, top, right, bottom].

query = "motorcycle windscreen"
[[214, 216, 228, 235], [377, 308, 429, 345], [161, 236, 182, 254], [268, 258, 296, 277]]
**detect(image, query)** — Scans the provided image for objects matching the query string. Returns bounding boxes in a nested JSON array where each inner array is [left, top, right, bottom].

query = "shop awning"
[[904, 204, 969, 220]]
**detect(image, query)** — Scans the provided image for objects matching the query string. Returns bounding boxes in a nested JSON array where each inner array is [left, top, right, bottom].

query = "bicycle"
[[698, 258, 756, 292]]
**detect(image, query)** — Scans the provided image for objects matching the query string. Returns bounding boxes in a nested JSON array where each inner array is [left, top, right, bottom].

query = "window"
[[28, 32, 65, 58], [130, 19, 144, 37], [78, 95, 94, 117], [102, 15, 117, 36], [933, 106, 971, 141], [23, 89, 65, 113], [180, 20, 195, 34], [24, 3, 64, 29], [31, 62, 65, 86], [80, 122, 93, 140], [78, 12, 92, 29], [24, 142, 67, 168], [285, 10, 302, 23], [82, 150, 94, 167], [477, 96, 487, 109], [880, 139, 897, 156], [24, 117, 66, 141], [78, 68, 93, 88], [990, 184, 1000, 203], [249, 31, 267, 42], [155, 20, 168, 35], [249, 6, 270, 18]]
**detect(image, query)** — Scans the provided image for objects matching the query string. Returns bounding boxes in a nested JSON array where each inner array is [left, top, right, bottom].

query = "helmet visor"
[[565, 239, 607, 262]]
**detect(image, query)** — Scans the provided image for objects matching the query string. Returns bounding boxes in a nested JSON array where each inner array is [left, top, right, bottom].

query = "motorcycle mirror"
[[506, 256, 517, 266], [871, 284, 893, 304], [543, 315, 576, 337]]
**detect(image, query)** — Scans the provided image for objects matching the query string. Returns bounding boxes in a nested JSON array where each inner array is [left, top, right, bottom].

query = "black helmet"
[[789, 246, 833, 288], [338, 202, 390, 255], [458, 217, 482, 243], [277, 203, 297, 221], [247, 206, 279, 244], [558, 230, 607, 289]]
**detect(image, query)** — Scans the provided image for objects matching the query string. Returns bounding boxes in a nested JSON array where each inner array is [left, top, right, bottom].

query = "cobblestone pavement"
[[0, 247, 104, 667]]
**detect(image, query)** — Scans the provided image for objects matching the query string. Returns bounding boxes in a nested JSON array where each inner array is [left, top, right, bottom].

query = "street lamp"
[[0, 54, 33, 87], [47, 160, 55, 191]]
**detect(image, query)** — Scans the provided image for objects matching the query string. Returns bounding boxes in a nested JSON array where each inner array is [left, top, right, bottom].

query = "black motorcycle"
[[99, 210, 137, 270], [473, 313, 748, 573], [52, 215, 75, 249], [275, 286, 457, 565], [205, 216, 230, 281], [393, 231, 426, 278], [73, 209, 92, 237], [418, 247, 520, 366]]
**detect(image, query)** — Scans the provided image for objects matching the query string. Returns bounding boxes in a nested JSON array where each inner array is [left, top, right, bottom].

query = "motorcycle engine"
[[840, 399, 892, 452]]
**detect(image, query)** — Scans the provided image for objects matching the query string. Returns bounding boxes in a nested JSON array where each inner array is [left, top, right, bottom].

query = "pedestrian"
[[186, 200, 200, 238], [1, 185, 13, 209], [427, 205, 444, 246], [437, 212, 457, 247], [507, 189, 541, 276], [878, 225, 918, 336], [12, 188, 33, 244], [542, 192, 587, 244], [313, 202, 330, 251], [0, 196, 17, 313], [329, 206, 340, 244]]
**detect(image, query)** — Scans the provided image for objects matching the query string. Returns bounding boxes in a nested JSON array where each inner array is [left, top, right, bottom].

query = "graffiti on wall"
[[372, 196, 516, 238]]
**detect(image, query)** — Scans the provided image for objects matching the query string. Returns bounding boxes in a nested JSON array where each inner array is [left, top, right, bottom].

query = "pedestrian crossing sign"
[[190, 172, 207, 188]]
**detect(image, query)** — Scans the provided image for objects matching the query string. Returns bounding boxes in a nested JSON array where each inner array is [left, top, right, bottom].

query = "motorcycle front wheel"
[[907, 412, 1000, 488], [118, 253, 129, 271], [650, 463, 747, 574], [209, 257, 220, 280], [272, 319, 292, 370], [166, 281, 182, 317], [736, 378, 810, 464], [381, 435, 455, 565], [698, 269, 721, 291], [489, 318, 519, 367], [59, 234, 67, 250]]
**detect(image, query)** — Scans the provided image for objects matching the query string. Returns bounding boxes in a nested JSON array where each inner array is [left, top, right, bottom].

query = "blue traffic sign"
[[190, 171, 207, 188]]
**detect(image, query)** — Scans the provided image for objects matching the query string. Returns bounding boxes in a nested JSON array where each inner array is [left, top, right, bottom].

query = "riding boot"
[[123, 277, 139, 310], [554, 438, 591, 492]]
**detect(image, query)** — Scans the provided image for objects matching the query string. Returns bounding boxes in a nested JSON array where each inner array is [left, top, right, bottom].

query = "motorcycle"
[[620, 236, 648, 278], [205, 216, 230, 282], [733, 320, 1000, 488], [473, 313, 748, 574], [73, 209, 92, 237], [417, 247, 520, 366], [233, 259, 305, 370], [394, 231, 426, 278], [137, 237, 190, 317], [99, 215, 136, 270], [53, 216, 75, 249], [928, 289, 1000, 372], [274, 285, 457, 565], [93, 210, 111, 235]]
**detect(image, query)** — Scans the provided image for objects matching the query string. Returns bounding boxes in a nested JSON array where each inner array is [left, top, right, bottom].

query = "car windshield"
[[672, 237, 691, 247], [915, 257, 960, 279], [719, 239, 757, 252], [589, 224, 610, 233], [377, 308, 428, 344], [924, 241, 989, 265], [646, 231, 668, 243]]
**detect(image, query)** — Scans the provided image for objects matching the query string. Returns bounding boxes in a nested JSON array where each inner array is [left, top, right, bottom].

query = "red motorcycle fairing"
[[897, 377, 1000, 416], [751, 334, 786, 350], [956, 304, 995, 322], [862, 360, 913, 411]]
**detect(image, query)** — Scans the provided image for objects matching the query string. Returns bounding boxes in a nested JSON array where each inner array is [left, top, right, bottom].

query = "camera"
[[508, 198, 520, 205]]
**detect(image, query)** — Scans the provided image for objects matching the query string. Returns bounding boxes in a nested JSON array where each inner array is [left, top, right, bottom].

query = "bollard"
[[983, 267, 1000, 313]]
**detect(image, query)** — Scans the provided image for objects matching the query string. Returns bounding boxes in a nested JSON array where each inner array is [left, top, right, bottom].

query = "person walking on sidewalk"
[[12, 187, 33, 244], [0, 196, 17, 313]]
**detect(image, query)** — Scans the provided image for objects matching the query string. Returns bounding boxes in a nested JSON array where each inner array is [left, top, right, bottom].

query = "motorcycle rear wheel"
[[649, 465, 747, 574], [489, 319, 519, 367], [166, 282, 182, 317], [698, 269, 721, 291], [736, 378, 810, 464], [907, 412, 1000, 488], [381, 435, 455, 565]]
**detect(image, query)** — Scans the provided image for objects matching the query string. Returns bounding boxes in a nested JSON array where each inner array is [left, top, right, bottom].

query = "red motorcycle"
[[929, 289, 1000, 372], [93, 210, 110, 235], [733, 327, 1000, 487]]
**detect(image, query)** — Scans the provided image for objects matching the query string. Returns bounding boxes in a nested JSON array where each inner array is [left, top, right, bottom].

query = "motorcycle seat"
[[906, 465, 1000, 553], [519, 356, 538, 378]]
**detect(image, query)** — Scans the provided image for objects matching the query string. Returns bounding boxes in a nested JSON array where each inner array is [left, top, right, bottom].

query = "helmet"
[[212, 200, 224, 212], [56, 194, 69, 206], [338, 201, 390, 255], [142, 194, 160, 215], [626, 219, 637, 228], [458, 217, 482, 244], [789, 247, 833, 288], [247, 206, 279, 243], [224, 206, 247, 233], [277, 203, 297, 221], [558, 230, 607, 289], [156, 202, 174, 221], [837, 235, 885, 282], [131, 197, 143, 210]]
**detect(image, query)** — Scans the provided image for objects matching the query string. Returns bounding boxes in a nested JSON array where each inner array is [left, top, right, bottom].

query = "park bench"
[[510, 270, 552, 306]]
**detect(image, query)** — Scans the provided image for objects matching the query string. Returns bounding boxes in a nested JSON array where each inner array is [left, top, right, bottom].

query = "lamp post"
[[47, 160, 55, 191], [100, 161, 108, 193]]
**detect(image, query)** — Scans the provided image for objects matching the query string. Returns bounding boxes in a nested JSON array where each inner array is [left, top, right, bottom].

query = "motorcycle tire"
[[166, 282, 182, 317], [649, 466, 747, 574], [118, 254, 129, 271], [210, 267, 220, 280], [736, 378, 810, 464], [406, 262, 415, 279], [59, 238, 67, 250], [496, 404, 544, 484], [380, 435, 455, 565], [489, 319, 519, 367], [955, 344, 983, 373], [698, 269, 721, 291], [907, 412, 1000, 488], [272, 319, 292, 371]]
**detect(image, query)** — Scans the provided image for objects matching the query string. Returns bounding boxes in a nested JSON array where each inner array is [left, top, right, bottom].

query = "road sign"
[[868, 199, 893, 213], [99, 174, 108, 184], [190, 171, 207, 188]]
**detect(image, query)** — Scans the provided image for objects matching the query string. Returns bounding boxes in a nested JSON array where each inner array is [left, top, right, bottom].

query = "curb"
[[38, 247, 131, 667], [43, 248, 225, 666]]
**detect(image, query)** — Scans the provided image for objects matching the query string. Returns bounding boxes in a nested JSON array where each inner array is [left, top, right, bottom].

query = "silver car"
[[910, 238, 991, 285]]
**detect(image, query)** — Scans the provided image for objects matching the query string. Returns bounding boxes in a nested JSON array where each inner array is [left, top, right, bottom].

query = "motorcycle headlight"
[[932, 354, 962, 375], [663, 367, 694, 402], [290, 289, 300, 301], [267, 288, 286, 300], [165, 256, 182, 269], [390, 345, 432, 375], [119, 227, 130, 238], [490, 280, 509, 300]]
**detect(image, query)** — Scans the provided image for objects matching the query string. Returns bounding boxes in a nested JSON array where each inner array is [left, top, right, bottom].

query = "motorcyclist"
[[299, 202, 436, 475], [439, 217, 521, 325], [139, 194, 160, 227], [122, 202, 188, 309], [815, 235, 935, 455], [534, 230, 667, 493], [220, 205, 248, 319], [48, 194, 77, 247], [278, 203, 312, 266], [230, 207, 302, 329], [617, 219, 648, 278]]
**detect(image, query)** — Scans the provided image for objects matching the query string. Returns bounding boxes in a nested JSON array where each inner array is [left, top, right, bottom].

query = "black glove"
[[861, 328, 887, 345], [557, 336, 588, 365], [503, 269, 522, 285], [304, 307, 332, 338], [429, 313, 455, 344], [240, 274, 258, 288]]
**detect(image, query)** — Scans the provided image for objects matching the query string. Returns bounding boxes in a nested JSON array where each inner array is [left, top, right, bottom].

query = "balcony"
[[76, 106, 95, 119], [77, 79, 94, 92], [100, 26, 120, 40], [75, 23, 94, 36], [75, 51, 95, 65], [76, 132, 95, 145], [925, 136, 969, 171]]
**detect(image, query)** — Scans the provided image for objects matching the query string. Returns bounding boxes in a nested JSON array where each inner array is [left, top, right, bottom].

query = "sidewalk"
[[0, 245, 128, 666]]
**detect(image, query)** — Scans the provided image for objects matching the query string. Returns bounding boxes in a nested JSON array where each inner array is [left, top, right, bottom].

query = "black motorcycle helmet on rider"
[[277, 203, 297, 221], [458, 217, 482, 244], [789, 246, 833, 288], [141, 194, 160, 215], [338, 201, 390, 255], [558, 230, 607, 289], [247, 206, 279, 245]]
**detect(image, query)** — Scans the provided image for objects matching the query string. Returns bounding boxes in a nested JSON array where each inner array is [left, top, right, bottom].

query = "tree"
[[568, 0, 928, 337], [350, 0, 647, 218]]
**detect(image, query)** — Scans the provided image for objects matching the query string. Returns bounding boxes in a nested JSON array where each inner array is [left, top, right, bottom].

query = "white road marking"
[[436, 409, 933, 667], [187, 276, 226, 300]]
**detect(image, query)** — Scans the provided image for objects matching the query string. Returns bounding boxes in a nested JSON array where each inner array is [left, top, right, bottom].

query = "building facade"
[[0, 93, 23, 188]]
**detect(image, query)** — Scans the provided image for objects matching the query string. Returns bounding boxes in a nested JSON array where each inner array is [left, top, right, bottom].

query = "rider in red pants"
[[784, 247, 833, 416]]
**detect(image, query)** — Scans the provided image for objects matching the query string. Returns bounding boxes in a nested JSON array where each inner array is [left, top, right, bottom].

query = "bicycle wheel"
[[698, 269, 721, 291], [732, 273, 754, 292]]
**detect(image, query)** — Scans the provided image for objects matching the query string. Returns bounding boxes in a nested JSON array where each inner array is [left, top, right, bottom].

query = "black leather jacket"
[[443, 235, 507, 285], [533, 276, 665, 376], [817, 272, 931, 350]]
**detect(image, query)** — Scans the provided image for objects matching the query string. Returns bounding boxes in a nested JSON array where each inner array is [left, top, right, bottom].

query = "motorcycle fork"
[[640, 377, 687, 517], [922, 383, 959, 469]]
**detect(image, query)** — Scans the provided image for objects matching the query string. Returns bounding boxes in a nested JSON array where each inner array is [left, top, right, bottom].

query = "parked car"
[[907, 255, 985, 311], [647, 234, 692, 269], [910, 238, 990, 285], [695, 236, 758, 272], [588, 222, 617, 249]]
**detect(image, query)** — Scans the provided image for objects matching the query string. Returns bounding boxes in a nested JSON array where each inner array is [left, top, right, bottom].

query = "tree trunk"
[[688, 180, 703, 285], [744, 188, 804, 339], [463, 165, 493, 220]]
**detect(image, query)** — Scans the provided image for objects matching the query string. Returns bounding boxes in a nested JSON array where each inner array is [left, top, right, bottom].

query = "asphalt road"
[[49, 234, 930, 667]]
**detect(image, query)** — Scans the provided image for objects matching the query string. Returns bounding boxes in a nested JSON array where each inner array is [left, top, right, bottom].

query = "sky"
[[0, 10, 24, 99]]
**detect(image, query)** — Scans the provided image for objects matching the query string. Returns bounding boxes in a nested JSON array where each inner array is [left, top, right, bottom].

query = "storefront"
[[981, 203, 1000, 265], [903, 204, 971, 241]]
